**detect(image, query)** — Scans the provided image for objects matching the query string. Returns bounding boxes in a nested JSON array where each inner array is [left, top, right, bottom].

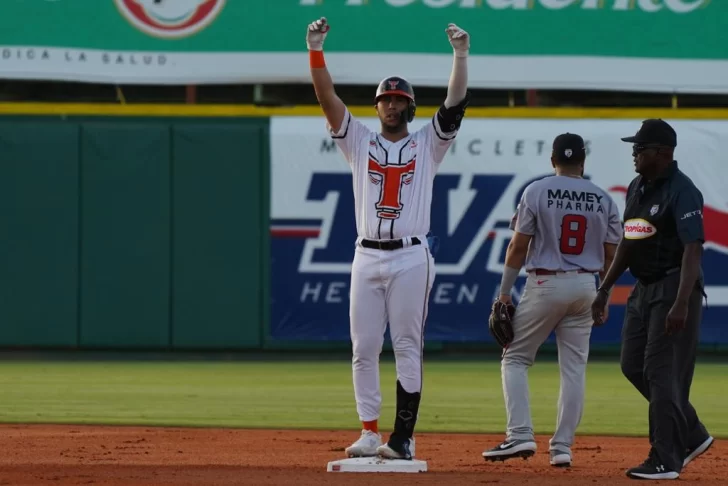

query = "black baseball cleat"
[[626, 451, 679, 480], [683, 436, 714, 468], [482, 439, 537, 462], [376, 437, 415, 460]]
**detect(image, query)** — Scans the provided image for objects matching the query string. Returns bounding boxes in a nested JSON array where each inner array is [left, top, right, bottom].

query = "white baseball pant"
[[348, 242, 435, 422]]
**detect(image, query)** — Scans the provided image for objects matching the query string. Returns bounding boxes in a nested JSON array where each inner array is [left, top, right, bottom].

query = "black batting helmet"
[[374, 76, 416, 123]]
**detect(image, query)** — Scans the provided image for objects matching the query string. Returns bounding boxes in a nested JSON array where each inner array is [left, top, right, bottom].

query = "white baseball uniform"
[[328, 106, 459, 422], [503, 174, 622, 455]]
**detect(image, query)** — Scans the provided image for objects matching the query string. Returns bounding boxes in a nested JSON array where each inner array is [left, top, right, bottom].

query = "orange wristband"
[[309, 50, 325, 69]]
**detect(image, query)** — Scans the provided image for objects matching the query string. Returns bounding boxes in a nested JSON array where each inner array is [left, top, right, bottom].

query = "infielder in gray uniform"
[[482, 133, 622, 467]]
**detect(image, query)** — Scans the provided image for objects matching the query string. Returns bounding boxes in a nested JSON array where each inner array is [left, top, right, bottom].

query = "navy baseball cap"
[[552, 132, 586, 163], [621, 119, 677, 147]]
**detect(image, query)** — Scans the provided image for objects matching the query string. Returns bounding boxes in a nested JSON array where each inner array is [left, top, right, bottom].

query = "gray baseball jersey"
[[510, 175, 622, 272]]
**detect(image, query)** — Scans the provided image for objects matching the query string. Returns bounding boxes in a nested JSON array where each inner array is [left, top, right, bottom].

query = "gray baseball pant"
[[501, 270, 596, 456]]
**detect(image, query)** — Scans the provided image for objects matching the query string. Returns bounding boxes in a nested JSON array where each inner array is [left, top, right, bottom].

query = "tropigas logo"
[[300, 0, 710, 14], [115, 0, 226, 39], [624, 218, 657, 240]]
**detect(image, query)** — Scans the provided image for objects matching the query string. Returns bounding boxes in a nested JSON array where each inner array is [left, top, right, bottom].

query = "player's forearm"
[[504, 242, 528, 270], [444, 53, 468, 109], [499, 243, 527, 296], [310, 63, 338, 107], [309, 51, 346, 132]]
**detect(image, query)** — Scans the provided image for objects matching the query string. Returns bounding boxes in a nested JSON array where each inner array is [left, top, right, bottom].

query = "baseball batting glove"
[[445, 23, 470, 56], [306, 17, 330, 51], [488, 299, 516, 348]]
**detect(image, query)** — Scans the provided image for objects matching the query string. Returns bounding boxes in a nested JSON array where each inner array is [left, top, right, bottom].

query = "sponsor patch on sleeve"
[[624, 218, 657, 240]]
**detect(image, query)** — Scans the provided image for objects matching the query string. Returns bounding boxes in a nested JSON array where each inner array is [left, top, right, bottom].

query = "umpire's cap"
[[621, 119, 677, 147], [552, 132, 586, 164]]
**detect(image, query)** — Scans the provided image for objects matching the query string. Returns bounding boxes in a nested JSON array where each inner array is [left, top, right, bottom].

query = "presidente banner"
[[269, 114, 728, 345], [0, 0, 726, 92]]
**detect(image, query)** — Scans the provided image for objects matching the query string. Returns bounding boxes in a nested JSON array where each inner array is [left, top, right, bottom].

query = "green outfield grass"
[[0, 358, 725, 438]]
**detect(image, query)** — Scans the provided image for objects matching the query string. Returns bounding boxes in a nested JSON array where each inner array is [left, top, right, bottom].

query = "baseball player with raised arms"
[[306, 17, 471, 460], [482, 133, 622, 467]]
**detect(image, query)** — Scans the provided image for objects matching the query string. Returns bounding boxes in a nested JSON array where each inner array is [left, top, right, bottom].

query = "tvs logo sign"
[[115, 0, 226, 39]]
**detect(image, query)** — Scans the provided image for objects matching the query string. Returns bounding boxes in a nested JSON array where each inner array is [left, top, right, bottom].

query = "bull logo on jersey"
[[367, 157, 416, 219]]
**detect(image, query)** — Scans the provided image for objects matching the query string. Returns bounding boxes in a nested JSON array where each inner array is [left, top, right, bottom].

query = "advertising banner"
[[269, 114, 728, 345], [0, 1, 726, 92]]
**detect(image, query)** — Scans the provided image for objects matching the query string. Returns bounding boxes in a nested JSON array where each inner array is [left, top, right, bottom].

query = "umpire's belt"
[[636, 267, 681, 285], [360, 237, 421, 251]]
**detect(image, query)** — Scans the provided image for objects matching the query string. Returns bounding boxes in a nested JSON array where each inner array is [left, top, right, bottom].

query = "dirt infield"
[[0, 424, 723, 485]]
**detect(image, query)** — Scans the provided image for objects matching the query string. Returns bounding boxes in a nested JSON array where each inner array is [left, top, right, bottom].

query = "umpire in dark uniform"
[[591, 119, 713, 480]]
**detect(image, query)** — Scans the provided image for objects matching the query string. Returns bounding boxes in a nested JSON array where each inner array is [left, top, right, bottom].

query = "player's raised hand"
[[445, 23, 469, 55], [306, 17, 330, 51]]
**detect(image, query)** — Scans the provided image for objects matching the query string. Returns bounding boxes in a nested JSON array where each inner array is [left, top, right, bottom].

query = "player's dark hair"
[[553, 153, 586, 166]]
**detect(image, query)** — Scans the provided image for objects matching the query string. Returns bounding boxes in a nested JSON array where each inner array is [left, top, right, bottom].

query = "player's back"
[[521, 175, 620, 273]]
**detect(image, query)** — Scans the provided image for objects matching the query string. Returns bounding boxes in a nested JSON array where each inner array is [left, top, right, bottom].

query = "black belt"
[[635, 266, 708, 305], [360, 237, 421, 251], [533, 269, 595, 276], [636, 267, 681, 285]]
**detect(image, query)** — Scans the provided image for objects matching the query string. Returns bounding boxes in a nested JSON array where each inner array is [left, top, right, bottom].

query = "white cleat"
[[376, 437, 415, 460], [345, 429, 382, 458], [550, 450, 572, 467]]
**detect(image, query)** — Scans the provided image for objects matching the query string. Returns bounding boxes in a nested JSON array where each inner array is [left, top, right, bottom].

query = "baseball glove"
[[488, 299, 516, 348]]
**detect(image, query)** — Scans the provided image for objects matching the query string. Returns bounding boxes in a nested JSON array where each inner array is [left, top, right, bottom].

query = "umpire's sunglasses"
[[632, 143, 667, 156]]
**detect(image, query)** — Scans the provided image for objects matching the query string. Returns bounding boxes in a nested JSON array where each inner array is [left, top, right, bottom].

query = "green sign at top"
[[293, 0, 722, 59], [0, 0, 725, 93]]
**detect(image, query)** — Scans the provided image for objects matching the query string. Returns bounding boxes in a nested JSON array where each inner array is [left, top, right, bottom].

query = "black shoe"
[[684, 436, 714, 468], [626, 451, 679, 480], [482, 439, 537, 462]]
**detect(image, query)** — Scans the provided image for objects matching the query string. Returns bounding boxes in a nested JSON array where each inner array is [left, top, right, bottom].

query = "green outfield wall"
[[0, 115, 269, 350]]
